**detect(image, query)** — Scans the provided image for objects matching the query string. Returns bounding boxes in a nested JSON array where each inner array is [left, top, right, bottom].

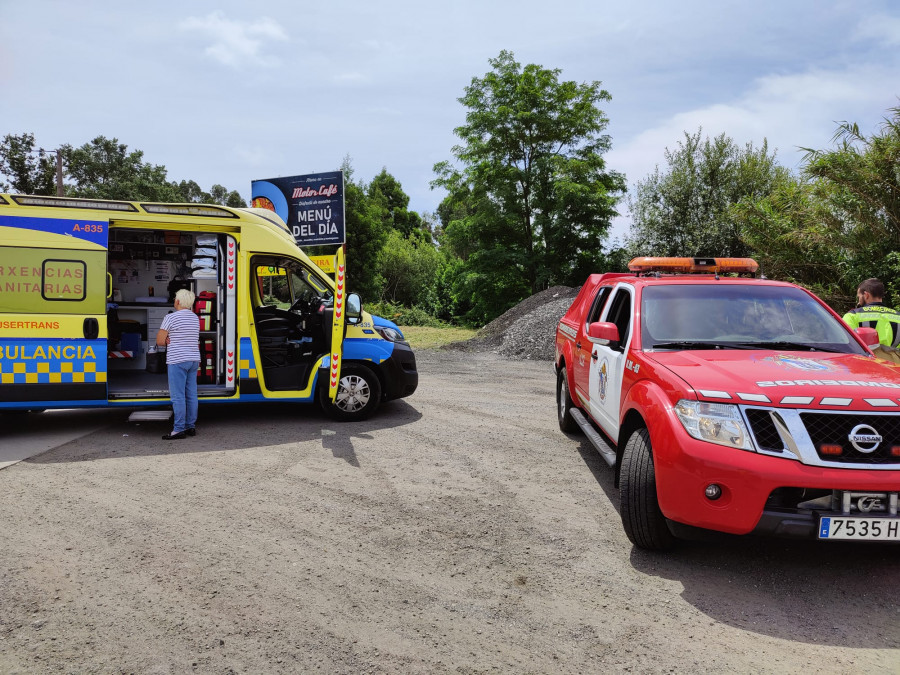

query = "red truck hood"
[[645, 350, 900, 406]]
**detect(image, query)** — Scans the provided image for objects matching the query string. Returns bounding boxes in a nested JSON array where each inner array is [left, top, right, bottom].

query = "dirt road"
[[1, 350, 898, 673]]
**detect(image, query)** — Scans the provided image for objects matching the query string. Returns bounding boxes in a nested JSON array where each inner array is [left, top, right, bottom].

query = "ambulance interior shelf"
[[106, 228, 227, 396]]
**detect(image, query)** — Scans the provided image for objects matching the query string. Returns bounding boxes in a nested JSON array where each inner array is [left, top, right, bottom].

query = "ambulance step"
[[128, 410, 173, 422], [570, 408, 617, 467]]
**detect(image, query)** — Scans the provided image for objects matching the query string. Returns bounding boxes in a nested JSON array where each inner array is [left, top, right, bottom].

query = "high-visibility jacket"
[[843, 302, 900, 347]]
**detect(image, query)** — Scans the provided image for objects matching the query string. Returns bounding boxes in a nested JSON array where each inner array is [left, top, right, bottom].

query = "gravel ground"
[[446, 286, 579, 360], [1, 348, 898, 673]]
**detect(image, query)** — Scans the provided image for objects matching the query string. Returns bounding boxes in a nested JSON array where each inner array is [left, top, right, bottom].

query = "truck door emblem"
[[598, 358, 609, 403], [848, 424, 882, 453]]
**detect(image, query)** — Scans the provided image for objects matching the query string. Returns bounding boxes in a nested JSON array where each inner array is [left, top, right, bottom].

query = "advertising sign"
[[251, 171, 345, 247]]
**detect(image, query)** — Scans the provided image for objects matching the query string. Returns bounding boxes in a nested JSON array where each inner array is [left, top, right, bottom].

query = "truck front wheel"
[[619, 428, 675, 551], [556, 369, 577, 433], [319, 363, 382, 421]]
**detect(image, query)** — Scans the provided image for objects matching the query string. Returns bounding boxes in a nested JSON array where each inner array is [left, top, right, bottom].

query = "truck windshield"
[[641, 284, 866, 354]]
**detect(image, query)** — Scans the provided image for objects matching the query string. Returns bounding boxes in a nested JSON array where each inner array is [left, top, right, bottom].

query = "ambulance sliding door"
[[0, 219, 109, 407]]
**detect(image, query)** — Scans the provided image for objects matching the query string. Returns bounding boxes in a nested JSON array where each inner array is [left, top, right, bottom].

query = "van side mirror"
[[587, 321, 619, 348], [346, 293, 362, 325], [856, 326, 880, 347]]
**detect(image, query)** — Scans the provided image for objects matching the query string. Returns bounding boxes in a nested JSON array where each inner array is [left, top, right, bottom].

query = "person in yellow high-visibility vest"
[[843, 278, 900, 347]]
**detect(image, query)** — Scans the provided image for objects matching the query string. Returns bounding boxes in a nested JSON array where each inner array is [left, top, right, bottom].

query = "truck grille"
[[746, 409, 785, 452], [800, 412, 900, 465]]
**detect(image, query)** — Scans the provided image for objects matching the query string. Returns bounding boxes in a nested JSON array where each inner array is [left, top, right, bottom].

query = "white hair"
[[175, 288, 196, 308]]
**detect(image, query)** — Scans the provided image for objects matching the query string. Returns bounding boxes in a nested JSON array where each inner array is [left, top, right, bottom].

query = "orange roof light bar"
[[628, 257, 760, 275]]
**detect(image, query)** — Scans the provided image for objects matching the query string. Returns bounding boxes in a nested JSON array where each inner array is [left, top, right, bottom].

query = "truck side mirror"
[[346, 293, 362, 325], [587, 321, 619, 347], [856, 326, 880, 347]]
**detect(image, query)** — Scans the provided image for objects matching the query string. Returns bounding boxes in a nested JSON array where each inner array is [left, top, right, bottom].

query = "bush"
[[365, 300, 447, 327]]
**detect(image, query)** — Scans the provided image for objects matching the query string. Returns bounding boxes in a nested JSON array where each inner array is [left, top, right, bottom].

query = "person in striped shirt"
[[156, 288, 201, 440]]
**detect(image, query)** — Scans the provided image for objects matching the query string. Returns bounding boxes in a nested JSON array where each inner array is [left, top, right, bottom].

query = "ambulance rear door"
[[0, 213, 109, 408]]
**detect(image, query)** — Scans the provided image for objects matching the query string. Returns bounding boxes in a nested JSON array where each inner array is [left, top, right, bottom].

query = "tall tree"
[[368, 168, 423, 237], [63, 136, 179, 202], [433, 50, 625, 323], [337, 157, 389, 300], [626, 130, 787, 257], [734, 105, 900, 310], [0, 133, 58, 195]]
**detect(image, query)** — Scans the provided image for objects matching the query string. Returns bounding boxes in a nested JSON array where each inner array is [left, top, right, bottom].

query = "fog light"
[[705, 484, 722, 500]]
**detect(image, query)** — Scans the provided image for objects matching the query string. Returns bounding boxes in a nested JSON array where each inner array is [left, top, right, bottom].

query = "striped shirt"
[[160, 309, 201, 364]]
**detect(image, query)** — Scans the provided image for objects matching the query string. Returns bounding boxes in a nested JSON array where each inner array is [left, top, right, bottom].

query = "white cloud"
[[179, 11, 288, 69], [854, 13, 900, 46], [610, 64, 896, 186], [606, 63, 899, 242]]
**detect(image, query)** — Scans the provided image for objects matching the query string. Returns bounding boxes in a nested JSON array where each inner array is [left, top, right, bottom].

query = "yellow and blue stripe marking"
[[0, 338, 107, 384]]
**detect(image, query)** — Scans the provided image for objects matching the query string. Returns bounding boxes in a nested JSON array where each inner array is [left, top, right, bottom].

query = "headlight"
[[674, 400, 754, 451], [374, 325, 405, 342]]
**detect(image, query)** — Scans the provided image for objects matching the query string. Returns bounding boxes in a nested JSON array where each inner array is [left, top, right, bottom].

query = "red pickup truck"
[[555, 257, 900, 550]]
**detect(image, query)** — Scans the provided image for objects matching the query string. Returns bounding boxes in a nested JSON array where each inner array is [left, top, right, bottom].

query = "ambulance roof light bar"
[[141, 203, 239, 218], [628, 257, 760, 276]]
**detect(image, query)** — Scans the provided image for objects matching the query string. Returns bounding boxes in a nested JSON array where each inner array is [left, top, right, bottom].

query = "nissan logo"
[[848, 424, 882, 453]]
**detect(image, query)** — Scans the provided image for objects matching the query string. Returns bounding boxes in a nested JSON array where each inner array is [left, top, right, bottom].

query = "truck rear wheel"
[[556, 369, 577, 433], [319, 363, 382, 422], [620, 428, 675, 551]]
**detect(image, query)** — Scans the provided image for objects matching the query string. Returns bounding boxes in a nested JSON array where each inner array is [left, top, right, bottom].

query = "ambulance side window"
[[0, 247, 105, 315], [586, 286, 613, 325], [603, 289, 632, 351]]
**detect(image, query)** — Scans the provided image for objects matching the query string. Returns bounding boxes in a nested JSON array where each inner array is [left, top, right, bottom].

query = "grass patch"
[[399, 325, 477, 350]]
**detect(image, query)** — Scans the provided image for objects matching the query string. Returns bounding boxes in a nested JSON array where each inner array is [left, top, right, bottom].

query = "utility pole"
[[37, 147, 64, 196], [55, 150, 63, 196]]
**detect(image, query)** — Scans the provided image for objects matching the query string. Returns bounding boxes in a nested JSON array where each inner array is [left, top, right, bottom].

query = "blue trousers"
[[167, 360, 199, 433]]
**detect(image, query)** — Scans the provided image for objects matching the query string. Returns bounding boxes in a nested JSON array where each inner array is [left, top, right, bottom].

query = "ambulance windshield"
[[641, 284, 866, 354]]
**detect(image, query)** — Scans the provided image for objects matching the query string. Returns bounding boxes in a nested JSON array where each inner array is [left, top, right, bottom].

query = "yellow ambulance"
[[0, 194, 418, 420]]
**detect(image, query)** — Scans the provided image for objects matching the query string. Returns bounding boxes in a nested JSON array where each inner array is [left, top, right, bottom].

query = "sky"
[[2, 0, 899, 243]]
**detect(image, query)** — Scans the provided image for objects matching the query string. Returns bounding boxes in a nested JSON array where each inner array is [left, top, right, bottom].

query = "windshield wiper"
[[650, 341, 757, 351], [736, 340, 846, 353]]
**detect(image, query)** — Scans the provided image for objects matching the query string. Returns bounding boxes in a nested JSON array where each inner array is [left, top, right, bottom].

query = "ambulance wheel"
[[556, 369, 577, 433], [619, 428, 675, 551], [319, 363, 382, 421]]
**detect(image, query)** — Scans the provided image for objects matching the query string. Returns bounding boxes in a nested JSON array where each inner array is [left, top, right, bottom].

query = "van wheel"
[[556, 369, 577, 433], [319, 363, 382, 421], [619, 428, 676, 551]]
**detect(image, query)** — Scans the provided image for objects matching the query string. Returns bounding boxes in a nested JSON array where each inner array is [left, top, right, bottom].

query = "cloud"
[[854, 13, 900, 46], [609, 63, 897, 187], [605, 62, 899, 241], [179, 11, 288, 68]]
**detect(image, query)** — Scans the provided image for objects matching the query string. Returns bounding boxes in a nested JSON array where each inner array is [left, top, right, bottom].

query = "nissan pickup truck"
[[555, 257, 900, 550]]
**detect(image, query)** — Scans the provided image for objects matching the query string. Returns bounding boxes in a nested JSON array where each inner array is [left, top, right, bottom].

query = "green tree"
[[433, 50, 625, 323], [368, 168, 423, 237], [0, 133, 57, 195], [337, 157, 389, 300], [626, 130, 788, 257], [173, 180, 246, 207], [63, 136, 180, 201], [376, 229, 441, 306], [734, 105, 900, 311]]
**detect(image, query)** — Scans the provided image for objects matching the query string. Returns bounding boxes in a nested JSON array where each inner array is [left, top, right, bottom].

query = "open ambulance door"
[[0, 213, 109, 409]]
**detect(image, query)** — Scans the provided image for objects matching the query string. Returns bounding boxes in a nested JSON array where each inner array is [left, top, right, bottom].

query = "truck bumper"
[[654, 427, 900, 536]]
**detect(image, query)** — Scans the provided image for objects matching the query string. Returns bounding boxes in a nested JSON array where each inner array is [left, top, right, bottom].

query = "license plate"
[[818, 516, 900, 541]]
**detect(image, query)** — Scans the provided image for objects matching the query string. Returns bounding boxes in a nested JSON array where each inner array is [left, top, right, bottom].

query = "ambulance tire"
[[319, 362, 382, 422], [619, 428, 676, 551], [556, 369, 577, 433]]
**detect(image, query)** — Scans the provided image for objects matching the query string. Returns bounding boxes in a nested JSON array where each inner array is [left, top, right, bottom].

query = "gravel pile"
[[446, 285, 580, 360]]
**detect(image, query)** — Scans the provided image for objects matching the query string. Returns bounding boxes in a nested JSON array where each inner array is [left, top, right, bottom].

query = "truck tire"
[[557, 369, 578, 433], [620, 428, 675, 551], [319, 362, 382, 422]]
